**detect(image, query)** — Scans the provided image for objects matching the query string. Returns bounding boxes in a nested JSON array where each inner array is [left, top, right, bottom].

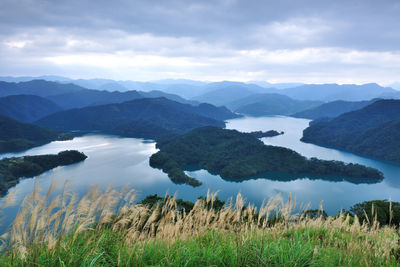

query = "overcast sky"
[[1, 0, 399, 84]]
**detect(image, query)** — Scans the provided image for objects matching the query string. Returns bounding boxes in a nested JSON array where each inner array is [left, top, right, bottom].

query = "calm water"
[[1, 116, 400, 231]]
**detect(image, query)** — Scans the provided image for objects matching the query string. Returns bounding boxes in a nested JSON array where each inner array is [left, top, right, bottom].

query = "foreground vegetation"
[[0, 183, 399, 266], [150, 126, 383, 186], [0, 150, 87, 196]]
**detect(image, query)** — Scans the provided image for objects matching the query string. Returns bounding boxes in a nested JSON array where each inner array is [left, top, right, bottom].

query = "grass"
[[0, 181, 399, 266]]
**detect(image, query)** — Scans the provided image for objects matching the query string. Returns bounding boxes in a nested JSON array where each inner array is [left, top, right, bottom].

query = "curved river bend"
[[1, 116, 400, 231]]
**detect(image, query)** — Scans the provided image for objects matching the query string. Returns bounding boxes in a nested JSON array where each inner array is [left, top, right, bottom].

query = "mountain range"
[[227, 93, 322, 116], [0, 80, 198, 109], [36, 97, 239, 140]]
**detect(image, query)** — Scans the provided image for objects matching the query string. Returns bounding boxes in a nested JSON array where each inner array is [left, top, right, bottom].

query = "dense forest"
[[0, 150, 87, 196], [248, 130, 284, 138], [302, 99, 400, 162], [150, 127, 383, 186], [36, 97, 238, 141], [0, 115, 71, 153]]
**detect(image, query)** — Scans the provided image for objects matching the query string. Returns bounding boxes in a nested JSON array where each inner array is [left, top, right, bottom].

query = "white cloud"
[[1, 0, 400, 84]]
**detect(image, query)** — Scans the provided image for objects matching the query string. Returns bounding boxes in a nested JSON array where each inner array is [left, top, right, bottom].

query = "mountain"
[[0, 80, 84, 97], [139, 90, 198, 105], [0, 80, 197, 109], [98, 82, 129, 92], [151, 79, 208, 86], [46, 89, 143, 109], [0, 115, 67, 153], [36, 98, 238, 140], [388, 82, 400, 90], [0, 75, 73, 83], [191, 103, 240, 121], [150, 126, 382, 186], [302, 99, 400, 162], [293, 99, 379, 120], [192, 85, 255, 106], [160, 84, 206, 99], [0, 95, 62, 122], [279, 83, 396, 101], [228, 93, 322, 116], [0, 80, 144, 109], [248, 81, 304, 89]]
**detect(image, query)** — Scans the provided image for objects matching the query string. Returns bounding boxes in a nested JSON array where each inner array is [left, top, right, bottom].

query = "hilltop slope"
[[302, 99, 400, 162], [0, 115, 67, 153]]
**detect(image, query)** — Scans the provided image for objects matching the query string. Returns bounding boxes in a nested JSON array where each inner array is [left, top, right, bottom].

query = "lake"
[[1, 116, 400, 231]]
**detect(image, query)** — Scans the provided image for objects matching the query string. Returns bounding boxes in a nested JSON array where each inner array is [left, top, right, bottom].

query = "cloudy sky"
[[1, 0, 399, 84]]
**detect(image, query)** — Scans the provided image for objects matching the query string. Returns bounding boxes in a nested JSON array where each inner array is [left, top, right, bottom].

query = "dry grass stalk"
[[0, 179, 398, 261]]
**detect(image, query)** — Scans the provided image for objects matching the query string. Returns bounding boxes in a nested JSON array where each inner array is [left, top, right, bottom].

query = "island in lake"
[[0, 150, 87, 196], [248, 130, 284, 138], [150, 127, 383, 186]]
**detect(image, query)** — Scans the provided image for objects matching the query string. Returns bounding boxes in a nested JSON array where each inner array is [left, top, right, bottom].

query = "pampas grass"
[[0, 180, 399, 266]]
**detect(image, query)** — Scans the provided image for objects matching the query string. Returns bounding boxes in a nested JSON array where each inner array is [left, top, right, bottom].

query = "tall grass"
[[0, 181, 399, 266]]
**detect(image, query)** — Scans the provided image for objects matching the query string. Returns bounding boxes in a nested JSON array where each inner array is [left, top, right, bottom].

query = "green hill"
[[302, 99, 400, 162], [36, 97, 238, 140], [0, 115, 68, 153]]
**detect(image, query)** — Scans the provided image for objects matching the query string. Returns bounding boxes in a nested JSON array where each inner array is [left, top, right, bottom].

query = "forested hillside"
[[302, 99, 400, 162], [36, 98, 238, 140]]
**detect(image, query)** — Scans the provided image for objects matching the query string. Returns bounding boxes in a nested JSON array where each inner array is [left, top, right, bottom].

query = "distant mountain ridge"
[[36, 97, 239, 140], [293, 99, 379, 120], [302, 99, 400, 162], [1, 77, 397, 102], [0, 80, 203, 109], [192, 85, 256, 106], [279, 83, 397, 102], [227, 93, 322, 116]]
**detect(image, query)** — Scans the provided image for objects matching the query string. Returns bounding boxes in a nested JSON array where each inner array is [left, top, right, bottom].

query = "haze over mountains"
[[2, 76, 399, 102], [228, 94, 322, 116], [293, 99, 379, 120], [1, 78, 399, 118], [0, 95, 61, 122]]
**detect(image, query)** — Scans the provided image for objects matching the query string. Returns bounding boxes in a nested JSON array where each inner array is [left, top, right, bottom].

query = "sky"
[[1, 0, 400, 85]]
